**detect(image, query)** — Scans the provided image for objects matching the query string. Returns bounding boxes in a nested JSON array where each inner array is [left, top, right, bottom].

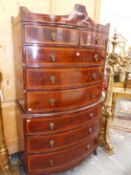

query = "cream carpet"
[[55, 129, 131, 175]]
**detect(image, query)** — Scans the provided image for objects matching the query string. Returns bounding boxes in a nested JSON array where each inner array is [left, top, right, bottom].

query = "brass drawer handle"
[[86, 144, 90, 150], [94, 54, 99, 61], [96, 38, 100, 44], [50, 53, 56, 62], [92, 73, 97, 79], [49, 122, 55, 130], [51, 31, 56, 41], [91, 94, 96, 99], [88, 128, 93, 134], [50, 75, 56, 84], [49, 140, 55, 147], [89, 112, 94, 119], [49, 98, 55, 106], [49, 160, 54, 166]]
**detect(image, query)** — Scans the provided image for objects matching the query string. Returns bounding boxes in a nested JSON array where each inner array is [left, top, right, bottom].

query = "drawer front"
[[80, 30, 108, 47], [24, 103, 101, 135], [24, 25, 79, 45], [25, 67, 103, 90], [25, 46, 105, 65], [28, 138, 97, 173], [25, 84, 102, 113], [26, 121, 99, 153]]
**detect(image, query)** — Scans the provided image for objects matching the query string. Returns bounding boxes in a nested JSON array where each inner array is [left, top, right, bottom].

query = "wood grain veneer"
[[12, 4, 109, 175]]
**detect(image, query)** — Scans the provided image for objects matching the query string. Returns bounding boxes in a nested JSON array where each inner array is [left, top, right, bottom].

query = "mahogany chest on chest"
[[12, 4, 109, 175]]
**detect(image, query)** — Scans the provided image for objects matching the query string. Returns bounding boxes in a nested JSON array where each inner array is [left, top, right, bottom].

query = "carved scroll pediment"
[[18, 4, 109, 32]]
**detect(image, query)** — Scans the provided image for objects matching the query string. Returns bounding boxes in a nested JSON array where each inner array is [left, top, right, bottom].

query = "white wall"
[[100, 0, 131, 46]]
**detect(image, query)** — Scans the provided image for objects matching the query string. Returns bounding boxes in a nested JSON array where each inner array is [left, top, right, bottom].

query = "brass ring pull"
[[88, 128, 93, 134], [94, 54, 99, 61], [49, 140, 55, 147], [51, 31, 56, 41], [49, 160, 54, 166], [92, 73, 97, 79], [96, 38, 100, 44], [50, 75, 56, 84], [49, 98, 55, 106], [89, 112, 94, 119], [49, 122, 55, 130], [50, 53, 56, 62], [91, 94, 95, 99], [86, 144, 90, 150]]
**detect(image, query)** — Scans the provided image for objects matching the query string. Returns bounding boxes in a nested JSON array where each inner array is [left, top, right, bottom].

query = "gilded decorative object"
[[98, 32, 130, 155], [0, 72, 20, 175], [98, 61, 114, 155]]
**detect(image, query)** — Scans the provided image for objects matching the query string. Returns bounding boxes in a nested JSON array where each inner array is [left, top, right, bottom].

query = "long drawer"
[[24, 103, 101, 135], [25, 67, 103, 90], [24, 25, 79, 45], [26, 138, 97, 174], [25, 83, 102, 113], [26, 121, 99, 153], [24, 46, 105, 65]]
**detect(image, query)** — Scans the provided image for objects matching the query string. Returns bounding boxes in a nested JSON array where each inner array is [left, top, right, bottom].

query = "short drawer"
[[25, 67, 103, 90], [24, 103, 101, 135], [27, 138, 97, 174], [25, 46, 105, 65], [26, 121, 99, 153], [24, 25, 79, 45], [25, 83, 102, 113], [80, 30, 108, 48]]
